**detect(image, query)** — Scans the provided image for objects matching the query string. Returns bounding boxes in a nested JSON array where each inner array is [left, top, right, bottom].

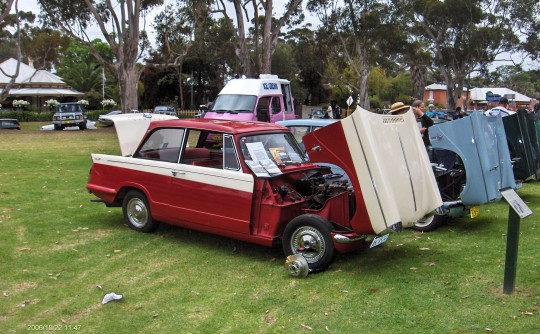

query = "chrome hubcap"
[[127, 198, 148, 228], [290, 226, 325, 263]]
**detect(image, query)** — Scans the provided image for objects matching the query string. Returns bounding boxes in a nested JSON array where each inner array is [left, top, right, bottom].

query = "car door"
[[169, 130, 255, 234]]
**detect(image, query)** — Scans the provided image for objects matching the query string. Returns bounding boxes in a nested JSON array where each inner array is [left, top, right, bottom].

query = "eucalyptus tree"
[[0, 1, 36, 103], [38, 0, 162, 112], [406, 0, 517, 110], [212, 0, 304, 77], [20, 27, 71, 71], [152, 1, 197, 108], [283, 24, 329, 106], [0, 0, 17, 103], [507, 0, 540, 61], [307, 0, 401, 110]]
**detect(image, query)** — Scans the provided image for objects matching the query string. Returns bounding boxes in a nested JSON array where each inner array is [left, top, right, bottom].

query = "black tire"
[[122, 190, 159, 233], [282, 214, 335, 272], [54, 124, 62, 131], [79, 123, 86, 130], [412, 214, 443, 232]]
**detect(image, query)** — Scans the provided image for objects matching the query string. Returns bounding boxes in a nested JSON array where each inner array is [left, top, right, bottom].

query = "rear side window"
[[134, 128, 184, 163]]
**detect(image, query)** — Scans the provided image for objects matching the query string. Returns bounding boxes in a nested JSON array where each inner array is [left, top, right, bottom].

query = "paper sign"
[[500, 188, 533, 219], [245, 142, 268, 162]]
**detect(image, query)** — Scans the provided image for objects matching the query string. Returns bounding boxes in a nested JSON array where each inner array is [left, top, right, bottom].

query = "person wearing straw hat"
[[389, 102, 410, 115], [390, 100, 433, 147]]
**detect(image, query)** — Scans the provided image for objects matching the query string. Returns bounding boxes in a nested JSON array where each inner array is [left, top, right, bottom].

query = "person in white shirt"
[[485, 97, 516, 117]]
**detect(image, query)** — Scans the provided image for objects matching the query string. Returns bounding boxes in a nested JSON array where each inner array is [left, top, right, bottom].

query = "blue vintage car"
[[419, 111, 516, 230]]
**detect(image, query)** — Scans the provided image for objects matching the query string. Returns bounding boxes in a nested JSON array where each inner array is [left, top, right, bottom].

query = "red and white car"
[[87, 109, 441, 273]]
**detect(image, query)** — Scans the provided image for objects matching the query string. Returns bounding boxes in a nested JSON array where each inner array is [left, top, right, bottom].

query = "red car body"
[[87, 110, 441, 272]]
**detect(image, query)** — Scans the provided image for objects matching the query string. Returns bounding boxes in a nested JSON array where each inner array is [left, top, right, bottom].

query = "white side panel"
[[342, 107, 442, 232], [91, 154, 254, 193]]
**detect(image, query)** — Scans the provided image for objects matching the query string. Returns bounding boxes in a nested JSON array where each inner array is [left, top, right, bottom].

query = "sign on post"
[[345, 96, 354, 117], [500, 188, 532, 294]]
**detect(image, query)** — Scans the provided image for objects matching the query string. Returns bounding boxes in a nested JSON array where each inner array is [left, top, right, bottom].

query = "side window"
[[271, 96, 281, 114], [180, 130, 224, 169], [223, 135, 240, 170], [134, 128, 184, 162]]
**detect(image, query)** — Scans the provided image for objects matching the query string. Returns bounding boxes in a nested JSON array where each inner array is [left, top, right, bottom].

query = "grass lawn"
[[0, 123, 539, 333]]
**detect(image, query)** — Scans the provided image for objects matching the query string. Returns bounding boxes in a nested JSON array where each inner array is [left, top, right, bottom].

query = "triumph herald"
[[86, 108, 441, 272]]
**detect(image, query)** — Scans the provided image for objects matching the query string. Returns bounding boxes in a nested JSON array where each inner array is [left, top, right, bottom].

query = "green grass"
[[0, 123, 539, 333]]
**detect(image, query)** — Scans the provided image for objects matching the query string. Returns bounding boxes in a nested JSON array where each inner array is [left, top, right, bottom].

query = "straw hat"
[[390, 102, 409, 114]]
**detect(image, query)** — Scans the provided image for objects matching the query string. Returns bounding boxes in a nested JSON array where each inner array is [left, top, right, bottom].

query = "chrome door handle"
[[171, 170, 185, 176]]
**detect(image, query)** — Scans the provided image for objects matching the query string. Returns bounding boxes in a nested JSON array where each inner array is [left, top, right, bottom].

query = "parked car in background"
[[276, 119, 346, 181], [86, 109, 441, 273], [153, 105, 176, 116], [308, 109, 326, 119], [277, 119, 338, 148], [98, 110, 122, 126], [0, 118, 21, 130], [52, 102, 87, 130]]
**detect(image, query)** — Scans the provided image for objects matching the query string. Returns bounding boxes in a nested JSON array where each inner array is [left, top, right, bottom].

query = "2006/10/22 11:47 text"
[[27, 324, 82, 331]]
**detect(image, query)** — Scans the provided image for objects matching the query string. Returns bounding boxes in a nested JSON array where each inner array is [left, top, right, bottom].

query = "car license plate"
[[66, 120, 72, 124], [370, 234, 389, 248], [470, 206, 480, 218]]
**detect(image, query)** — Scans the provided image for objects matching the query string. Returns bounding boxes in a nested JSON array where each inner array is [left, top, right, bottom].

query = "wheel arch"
[[115, 185, 151, 207]]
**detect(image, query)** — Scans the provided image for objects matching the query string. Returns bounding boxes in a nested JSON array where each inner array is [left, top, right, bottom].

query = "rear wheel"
[[413, 214, 443, 232], [54, 124, 62, 131], [122, 190, 159, 233], [282, 215, 335, 273], [79, 123, 86, 130]]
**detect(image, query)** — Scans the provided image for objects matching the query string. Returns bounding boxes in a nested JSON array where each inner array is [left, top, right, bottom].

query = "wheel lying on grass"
[[282, 214, 335, 273], [412, 214, 443, 232], [122, 190, 159, 233]]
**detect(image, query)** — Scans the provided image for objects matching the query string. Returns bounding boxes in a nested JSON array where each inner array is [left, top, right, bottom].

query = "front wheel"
[[412, 214, 443, 232], [122, 190, 159, 233], [282, 215, 335, 273]]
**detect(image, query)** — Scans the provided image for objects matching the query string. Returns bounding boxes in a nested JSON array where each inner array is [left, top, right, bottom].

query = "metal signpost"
[[500, 188, 533, 294]]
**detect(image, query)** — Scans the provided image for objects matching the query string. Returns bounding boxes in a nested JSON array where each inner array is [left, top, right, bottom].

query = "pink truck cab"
[[204, 74, 296, 122]]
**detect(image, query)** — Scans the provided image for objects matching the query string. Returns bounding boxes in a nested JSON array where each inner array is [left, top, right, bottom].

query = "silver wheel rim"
[[415, 215, 434, 228], [290, 226, 325, 263], [127, 197, 148, 228]]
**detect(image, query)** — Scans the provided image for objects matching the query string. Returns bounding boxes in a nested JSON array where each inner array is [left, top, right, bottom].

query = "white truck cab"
[[204, 74, 296, 122]]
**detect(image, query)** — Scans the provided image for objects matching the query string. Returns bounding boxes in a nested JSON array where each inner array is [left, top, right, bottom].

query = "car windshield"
[[211, 95, 257, 113], [239, 132, 307, 166]]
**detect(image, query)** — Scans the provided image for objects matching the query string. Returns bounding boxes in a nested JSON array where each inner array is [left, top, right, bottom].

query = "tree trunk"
[[355, 44, 371, 110], [411, 65, 427, 100], [117, 65, 140, 112]]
